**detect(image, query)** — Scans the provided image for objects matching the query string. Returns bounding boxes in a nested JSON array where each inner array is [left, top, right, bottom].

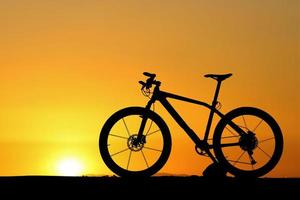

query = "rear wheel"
[[99, 107, 171, 177], [213, 107, 283, 177]]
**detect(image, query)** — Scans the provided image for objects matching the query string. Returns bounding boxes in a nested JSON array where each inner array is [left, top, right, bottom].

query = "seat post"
[[203, 80, 222, 142], [212, 80, 222, 107]]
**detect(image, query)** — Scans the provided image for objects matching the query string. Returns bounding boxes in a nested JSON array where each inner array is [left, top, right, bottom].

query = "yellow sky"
[[0, 0, 299, 177]]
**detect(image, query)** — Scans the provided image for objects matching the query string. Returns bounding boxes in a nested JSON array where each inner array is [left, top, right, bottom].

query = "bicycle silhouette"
[[99, 72, 283, 177]]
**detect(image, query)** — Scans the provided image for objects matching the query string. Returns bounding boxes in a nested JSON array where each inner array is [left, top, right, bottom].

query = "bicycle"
[[99, 72, 283, 177]]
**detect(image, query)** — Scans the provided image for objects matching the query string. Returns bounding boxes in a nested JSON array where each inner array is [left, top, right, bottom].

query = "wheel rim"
[[217, 113, 280, 174], [104, 114, 165, 173]]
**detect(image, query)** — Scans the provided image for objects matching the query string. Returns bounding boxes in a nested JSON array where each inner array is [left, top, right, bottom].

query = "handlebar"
[[139, 72, 160, 90], [143, 72, 156, 78]]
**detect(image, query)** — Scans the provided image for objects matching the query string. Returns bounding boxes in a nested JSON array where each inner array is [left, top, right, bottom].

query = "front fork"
[[135, 100, 155, 145]]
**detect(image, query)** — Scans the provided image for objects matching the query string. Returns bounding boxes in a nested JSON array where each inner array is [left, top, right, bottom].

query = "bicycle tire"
[[213, 107, 283, 177], [99, 107, 171, 177]]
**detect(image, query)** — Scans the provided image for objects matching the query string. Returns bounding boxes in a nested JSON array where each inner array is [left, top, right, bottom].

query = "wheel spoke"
[[141, 150, 149, 167], [126, 150, 132, 170], [239, 125, 249, 131], [145, 119, 154, 135], [122, 118, 131, 137], [225, 126, 240, 136], [257, 145, 271, 158], [227, 159, 252, 165], [259, 137, 274, 144], [229, 123, 249, 131], [109, 133, 128, 140], [242, 115, 248, 129], [146, 129, 161, 137], [221, 135, 240, 139], [144, 146, 162, 152], [233, 151, 246, 166], [220, 142, 240, 148], [253, 119, 264, 132], [111, 148, 129, 157]]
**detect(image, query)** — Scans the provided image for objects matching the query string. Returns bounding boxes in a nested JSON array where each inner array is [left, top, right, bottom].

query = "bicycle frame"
[[155, 91, 225, 144], [137, 81, 246, 162]]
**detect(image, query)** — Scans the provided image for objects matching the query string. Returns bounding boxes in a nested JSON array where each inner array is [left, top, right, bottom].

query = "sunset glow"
[[57, 158, 83, 176], [0, 0, 298, 177]]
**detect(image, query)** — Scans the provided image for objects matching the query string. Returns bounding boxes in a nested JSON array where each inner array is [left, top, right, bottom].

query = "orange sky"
[[0, 0, 299, 177]]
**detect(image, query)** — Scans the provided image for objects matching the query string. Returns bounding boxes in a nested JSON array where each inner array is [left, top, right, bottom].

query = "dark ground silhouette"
[[0, 176, 299, 197]]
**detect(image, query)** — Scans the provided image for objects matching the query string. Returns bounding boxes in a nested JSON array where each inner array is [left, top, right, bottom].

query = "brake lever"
[[139, 81, 146, 90]]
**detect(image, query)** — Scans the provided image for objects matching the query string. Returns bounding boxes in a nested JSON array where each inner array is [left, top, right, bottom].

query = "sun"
[[57, 158, 83, 176]]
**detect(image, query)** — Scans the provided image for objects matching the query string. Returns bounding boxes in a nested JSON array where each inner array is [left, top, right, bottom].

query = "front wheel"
[[213, 107, 283, 178], [99, 107, 171, 177]]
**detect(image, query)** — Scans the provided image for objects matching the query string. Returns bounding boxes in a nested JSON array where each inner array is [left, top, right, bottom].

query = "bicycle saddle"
[[204, 73, 232, 81]]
